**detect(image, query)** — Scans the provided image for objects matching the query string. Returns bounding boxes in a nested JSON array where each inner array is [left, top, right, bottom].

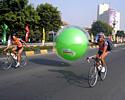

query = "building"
[[108, 9, 120, 33], [61, 20, 69, 28], [97, 3, 120, 34], [97, 3, 109, 19]]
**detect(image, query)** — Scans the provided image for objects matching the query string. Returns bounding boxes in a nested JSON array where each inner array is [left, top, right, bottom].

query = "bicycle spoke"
[[20, 52, 27, 67], [0, 55, 12, 70], [88, 66, 98, 87]]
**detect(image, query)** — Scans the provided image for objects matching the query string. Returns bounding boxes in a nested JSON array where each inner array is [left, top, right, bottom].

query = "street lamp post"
[[112, 15, 118, 42]]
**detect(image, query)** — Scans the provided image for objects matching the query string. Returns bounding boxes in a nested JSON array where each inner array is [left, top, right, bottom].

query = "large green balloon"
[[55, 26, 89, 61]]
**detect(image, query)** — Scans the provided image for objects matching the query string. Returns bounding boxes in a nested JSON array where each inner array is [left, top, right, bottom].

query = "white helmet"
[[98, 32, 105, 38], [95, 32, 105, 43]]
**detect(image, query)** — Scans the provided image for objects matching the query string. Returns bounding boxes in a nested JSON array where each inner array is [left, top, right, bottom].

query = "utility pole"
[[112, 14, 118, 42]]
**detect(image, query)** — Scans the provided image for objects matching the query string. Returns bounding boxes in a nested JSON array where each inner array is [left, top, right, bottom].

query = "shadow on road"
[[48, 69, 89, 88], [29, 58, 71, 67]]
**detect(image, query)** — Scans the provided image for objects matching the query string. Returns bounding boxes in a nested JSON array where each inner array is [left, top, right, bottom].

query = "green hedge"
[[23, 46, 53, 51]]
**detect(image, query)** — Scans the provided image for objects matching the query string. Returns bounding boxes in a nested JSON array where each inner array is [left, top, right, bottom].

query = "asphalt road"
[[0, 46, 125, 100]]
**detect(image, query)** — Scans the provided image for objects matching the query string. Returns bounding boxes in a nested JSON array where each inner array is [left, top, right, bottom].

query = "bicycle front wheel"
[[0, 54, 13, 70], [88, 66, 98, 87], [20, 52, 27, 67]]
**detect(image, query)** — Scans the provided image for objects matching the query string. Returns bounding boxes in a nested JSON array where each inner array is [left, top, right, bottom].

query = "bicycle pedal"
[[6, 53, 10, 56], [98, 65, 102, 71]]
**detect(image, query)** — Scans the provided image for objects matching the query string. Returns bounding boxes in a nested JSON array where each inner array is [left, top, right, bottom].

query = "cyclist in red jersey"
[[89, 32, 110, 72], [4, 33, 29, 68]]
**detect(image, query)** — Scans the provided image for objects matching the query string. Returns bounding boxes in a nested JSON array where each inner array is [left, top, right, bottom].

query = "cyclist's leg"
[[96, 50, 103, 58], [100, 51, 109, 66], [12, 46, 17, 55], [17, 47, 23, 63], [99, 52, 109, 78], [96, 50, 103, 65], [15, 47, 23, 67]]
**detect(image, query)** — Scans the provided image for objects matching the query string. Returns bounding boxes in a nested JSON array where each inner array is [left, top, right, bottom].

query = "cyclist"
[[89, 32, 110, 72], [4, 33, 29, 68]]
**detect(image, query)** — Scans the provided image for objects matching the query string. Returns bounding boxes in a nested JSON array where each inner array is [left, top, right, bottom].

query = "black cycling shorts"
[[98, 50, 110, 57], [98, 50, 103, 57], [16, 46, 23, 51]]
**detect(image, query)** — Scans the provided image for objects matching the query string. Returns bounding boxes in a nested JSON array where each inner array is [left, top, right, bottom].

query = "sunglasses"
[[98, 36, 103, 38]]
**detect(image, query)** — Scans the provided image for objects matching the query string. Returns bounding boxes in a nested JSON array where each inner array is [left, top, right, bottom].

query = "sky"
[[29, 0, 124, 30]]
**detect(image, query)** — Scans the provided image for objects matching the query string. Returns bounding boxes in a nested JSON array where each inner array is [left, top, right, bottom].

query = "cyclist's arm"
[[89, 40, 98, 45], [3, 39, 12, 52], [3, 41, 13, 51], [20, 39, 29, 47], [3, 45, 10, 52]]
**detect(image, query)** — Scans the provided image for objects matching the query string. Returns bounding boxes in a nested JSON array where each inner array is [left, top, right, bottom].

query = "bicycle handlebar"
[[86, 56, 102, 63]]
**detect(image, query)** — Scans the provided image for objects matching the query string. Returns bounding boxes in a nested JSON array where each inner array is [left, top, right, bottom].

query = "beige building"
[[97, 3, 120, 34]]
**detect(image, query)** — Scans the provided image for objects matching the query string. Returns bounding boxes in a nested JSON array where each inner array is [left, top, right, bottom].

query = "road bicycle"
[[86, 56, 107, 87]]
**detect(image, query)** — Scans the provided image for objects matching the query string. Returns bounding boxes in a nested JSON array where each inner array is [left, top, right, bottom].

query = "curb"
[[25, 48, 55, 57], [3, 43, 124, 57], [25, 51, 35, 57], [114, 43, 125, 47], [24, 46, 98, 57], [89, 45, 99, 49]]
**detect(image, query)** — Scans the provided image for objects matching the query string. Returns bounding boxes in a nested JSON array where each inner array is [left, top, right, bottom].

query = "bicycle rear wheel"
[[100, 65, 107, 80], [20, 52, 27, 67], [88, 66, 98, 87]]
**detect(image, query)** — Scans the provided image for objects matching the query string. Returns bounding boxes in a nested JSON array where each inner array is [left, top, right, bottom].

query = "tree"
[[0, 1, 62, 42], [116, 30, 125, 37], [91, 21, 113, 36], [0, 0, 28, 15], [0, 0, 29, 30], [19, 4, 40, 37], [36, 3, 62, 33], [0, 1, 40, 40]]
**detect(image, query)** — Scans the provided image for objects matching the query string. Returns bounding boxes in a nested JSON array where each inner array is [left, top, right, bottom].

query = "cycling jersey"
[[98, 41, 108, 52], [7, 37, 23, 48], [14, 38, 23, 48], [97, 41, 109, 57]]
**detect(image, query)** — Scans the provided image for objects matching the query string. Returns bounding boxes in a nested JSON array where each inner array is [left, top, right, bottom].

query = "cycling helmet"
[[98, 32, 105, 38], [95, 32, 105, 43]]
